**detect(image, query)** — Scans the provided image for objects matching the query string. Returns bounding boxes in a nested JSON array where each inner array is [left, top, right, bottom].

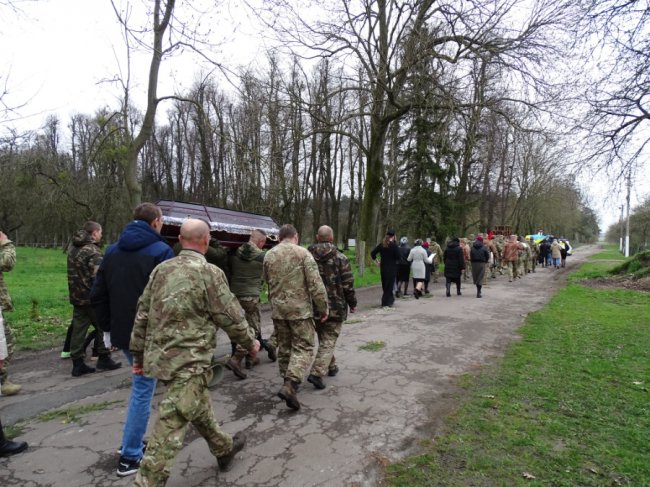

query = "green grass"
[[387, 246, 650, 486], [3, 247, 72, 351], [359, 340, 386, 352], [35, 400, 122, 425], [587, 244, 627, 261]]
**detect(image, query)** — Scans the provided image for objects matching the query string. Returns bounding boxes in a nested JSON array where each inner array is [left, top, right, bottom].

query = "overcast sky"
[[1, 0, 647, 232]]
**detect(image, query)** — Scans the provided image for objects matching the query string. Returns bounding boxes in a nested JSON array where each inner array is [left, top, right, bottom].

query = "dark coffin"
[[157, 200, 280, 248]]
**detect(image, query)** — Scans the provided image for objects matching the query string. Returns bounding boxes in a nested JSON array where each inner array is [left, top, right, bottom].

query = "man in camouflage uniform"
[[0, 231, 21, 396], [494, 235, 506, 275], [67, 222, 121, 377], [460, 238, 471, 282], [306, 225, 356, 390], [528, 237, 539, 273], [227, 229, 276, 378], [428, 237, 444, 283], [132, 219, 259, 487], [518, 236, 530, 276], [263, 224, 328, 410], [502, 235, 521, 282]]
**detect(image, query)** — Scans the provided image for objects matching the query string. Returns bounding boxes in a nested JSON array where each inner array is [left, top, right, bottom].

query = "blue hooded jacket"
[[90, 220, 174, 349]]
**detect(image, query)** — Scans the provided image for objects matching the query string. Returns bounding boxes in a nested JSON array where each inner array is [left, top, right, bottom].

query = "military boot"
[[278, 379, 300, 410], [96, 355, 122, 371], [445, 282, 451, 297], [72, 358, 96, 377], [307, 374, 326, 390], [477, 285, 482, 298], [0, 419, 28, 457], [0, 380, 22, 396], [217, 432, 247, 471], [225, 349, 247, 379]]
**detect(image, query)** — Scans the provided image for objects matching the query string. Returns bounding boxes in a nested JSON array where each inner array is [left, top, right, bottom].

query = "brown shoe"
[[217, 432, 246, 471], [0, 381, 22, 396], [225, 349, 247, 379], [277, 379, 300, 410]]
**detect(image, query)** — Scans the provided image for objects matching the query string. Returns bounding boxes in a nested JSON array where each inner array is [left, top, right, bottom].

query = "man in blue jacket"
[[91, 202, 174, 477]]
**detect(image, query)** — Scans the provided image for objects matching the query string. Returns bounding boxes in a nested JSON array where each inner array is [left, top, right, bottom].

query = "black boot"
[[217, 432, 246, 471], [72, 358, 96, 377], [446, 282, 451, 297], [96, 355, 122, 371], [456, 282, 462, 295], [477, 285, 482, 298], [0, 419, 28, 457]]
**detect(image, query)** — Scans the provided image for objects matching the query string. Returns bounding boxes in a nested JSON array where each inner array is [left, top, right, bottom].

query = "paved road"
[[0, 246, 597, 486]]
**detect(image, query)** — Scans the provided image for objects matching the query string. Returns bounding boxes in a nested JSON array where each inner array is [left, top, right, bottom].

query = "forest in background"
[[2, 0, 647, 249]]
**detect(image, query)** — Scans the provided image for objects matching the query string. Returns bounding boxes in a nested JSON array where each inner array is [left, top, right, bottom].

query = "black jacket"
[[91, 220, 174, 349], [443, 239, 465, 279], [371, 241, 400, 273], [470, 241, 490, 263]]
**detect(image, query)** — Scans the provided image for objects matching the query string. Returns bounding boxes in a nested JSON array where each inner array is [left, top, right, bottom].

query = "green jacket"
[[263, 241, 328, 320], [0, 239, 16, 311], [130, 250, 255, 381], [229, 242, 265, 298], [308, 242, 356, 321]]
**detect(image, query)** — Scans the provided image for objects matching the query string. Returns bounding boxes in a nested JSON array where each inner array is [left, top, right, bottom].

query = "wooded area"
[[2, 0, 647, 250]]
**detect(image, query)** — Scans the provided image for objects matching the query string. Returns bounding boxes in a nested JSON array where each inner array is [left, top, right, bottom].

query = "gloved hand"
[[103, 332, 112, 349]]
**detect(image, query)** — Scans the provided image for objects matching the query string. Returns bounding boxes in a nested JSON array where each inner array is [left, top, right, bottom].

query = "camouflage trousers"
[[0, 307, 15, 385], [463, 261, 472, 281], [310, 319, 343, 378], [505, 261, 519, 280], [530, 256, 537, 273], [134, 373, 233, 487], [235, 297, 261, 355], [273, 317, 315, 384]]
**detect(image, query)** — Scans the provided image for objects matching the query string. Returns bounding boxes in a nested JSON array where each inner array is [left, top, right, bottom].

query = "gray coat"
[[407, 246, 428, 279]]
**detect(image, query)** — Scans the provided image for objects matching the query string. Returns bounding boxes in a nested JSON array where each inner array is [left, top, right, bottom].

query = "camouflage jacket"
[[67, 230, 103, 306], [0, 239, 16, 311], [308, 242, 357, 321], [502, 241, 521, 263], [228, 242, 265, 298], [263, 240, 328, 320], [429, 241, 444, 265], [130, 249, 255, 381]]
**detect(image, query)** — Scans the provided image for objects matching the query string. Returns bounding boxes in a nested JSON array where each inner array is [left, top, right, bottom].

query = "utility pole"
[[624, 168, 632, 258], [619, 205, 624, 253]]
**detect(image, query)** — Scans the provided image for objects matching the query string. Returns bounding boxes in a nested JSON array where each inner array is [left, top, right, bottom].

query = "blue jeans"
[[121, 350, 156, 461]]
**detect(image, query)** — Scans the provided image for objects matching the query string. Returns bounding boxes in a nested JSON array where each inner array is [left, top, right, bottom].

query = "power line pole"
[[624, 168, 632, 258], [619, 204, 624, 253]]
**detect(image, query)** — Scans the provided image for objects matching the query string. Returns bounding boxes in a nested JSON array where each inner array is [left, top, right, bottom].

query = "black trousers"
[[380, 268, 396, 307]]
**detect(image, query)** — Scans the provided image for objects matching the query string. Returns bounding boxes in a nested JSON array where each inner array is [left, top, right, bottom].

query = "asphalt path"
[[0, 245, 597, 486]]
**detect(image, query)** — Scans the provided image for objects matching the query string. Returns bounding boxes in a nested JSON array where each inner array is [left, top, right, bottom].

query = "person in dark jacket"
[[395, 237, 411, 297], [422, 241, 433, 294], [443, 237, 465, 297], [370, 229, 400, 307], [470, 236, 490, 298], [91, 203, 174, 478]]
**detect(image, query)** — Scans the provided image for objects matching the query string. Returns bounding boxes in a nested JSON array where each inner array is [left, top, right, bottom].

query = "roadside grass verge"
[[387, 246, 650, 486], [3, 247, 71, 351]]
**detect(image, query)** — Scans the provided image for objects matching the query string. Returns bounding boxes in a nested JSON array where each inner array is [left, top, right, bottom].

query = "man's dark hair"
[[83, 221, 101, 234], [279, 224, 297, 241], [133, 202, 162, 223]]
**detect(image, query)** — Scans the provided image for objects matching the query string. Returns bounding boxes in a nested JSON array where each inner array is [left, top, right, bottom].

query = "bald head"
[[316, 225, 334, 243], [250, 229, 267, 249], [179, 219, 210, 253]]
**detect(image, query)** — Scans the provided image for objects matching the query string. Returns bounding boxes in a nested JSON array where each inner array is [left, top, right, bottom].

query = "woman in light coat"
[[407, 239, 428, 299]]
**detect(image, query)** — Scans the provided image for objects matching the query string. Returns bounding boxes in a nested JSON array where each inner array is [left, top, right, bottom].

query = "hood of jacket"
[[447, 239, 460, 249], [117, 220, 165, 252], [310, 242, 338, 261], [72, 229, 95, 248], [472, 240, 484, 250], [236, 241, 264, 261]]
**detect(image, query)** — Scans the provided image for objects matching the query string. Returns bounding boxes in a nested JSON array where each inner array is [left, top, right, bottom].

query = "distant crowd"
[[370, 229, 571, 305]]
